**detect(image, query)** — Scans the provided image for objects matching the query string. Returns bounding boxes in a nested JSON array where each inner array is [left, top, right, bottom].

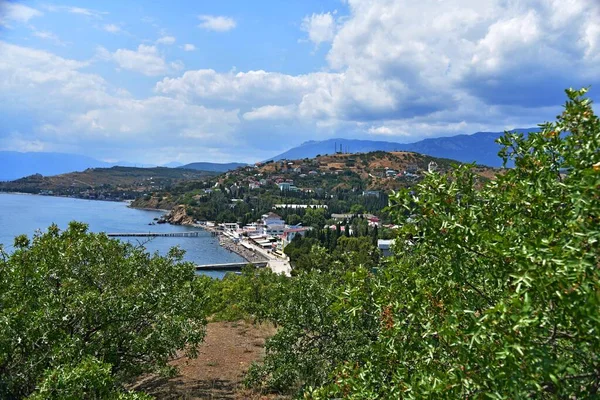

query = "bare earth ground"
[[132, 321, 289, 400]]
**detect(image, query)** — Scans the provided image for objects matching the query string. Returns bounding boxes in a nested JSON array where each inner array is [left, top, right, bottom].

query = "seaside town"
[[193, 208, 396, 276]]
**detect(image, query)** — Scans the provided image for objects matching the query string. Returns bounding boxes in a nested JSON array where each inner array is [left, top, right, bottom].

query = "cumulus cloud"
[[0, 3, 42, 25], [156, 35, 176, 45], [98, 44, 183, 76], [243, 105, 297, 121], [198, 15, 236, 32], [155, 0, 600, 143], [182, 43, 196, 51], [0, 41, 243, 163], [43, 5, 106, 18], [103, 24, 122, 34], [301, 12, 336, 46], [31, 29, 65, 46]]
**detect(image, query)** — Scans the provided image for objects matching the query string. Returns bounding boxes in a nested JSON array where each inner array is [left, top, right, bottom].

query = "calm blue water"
[[0, 193, 244, 278]]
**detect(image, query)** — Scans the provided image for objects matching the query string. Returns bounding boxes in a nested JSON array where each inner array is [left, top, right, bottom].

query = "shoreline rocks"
[[161, 205, 195, 226]]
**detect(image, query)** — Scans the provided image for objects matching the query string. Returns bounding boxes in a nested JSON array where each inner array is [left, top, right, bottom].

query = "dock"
[[107, 232, 201, 237], [195, 261, 268, 271]]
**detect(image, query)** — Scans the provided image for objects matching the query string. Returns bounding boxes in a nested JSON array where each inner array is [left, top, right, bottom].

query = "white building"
[[261, 212, 285, 226], [262, 224, 286, 236]]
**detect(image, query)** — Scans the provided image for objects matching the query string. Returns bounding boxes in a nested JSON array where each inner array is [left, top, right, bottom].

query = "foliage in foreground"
[[0, 223, 210, 399], [231, 88, 600, 398]]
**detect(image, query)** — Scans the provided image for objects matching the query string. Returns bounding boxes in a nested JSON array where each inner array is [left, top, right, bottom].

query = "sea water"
[[0, 193, 244, 278]]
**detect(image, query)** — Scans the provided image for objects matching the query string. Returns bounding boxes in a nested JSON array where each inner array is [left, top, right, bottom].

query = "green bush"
[[0, 222, 210, 398]]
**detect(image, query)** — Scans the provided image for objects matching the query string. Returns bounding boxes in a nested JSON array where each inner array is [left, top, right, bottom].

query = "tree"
[[302, 208, 327, 229], [286, 213, 302, 226], [350, 204, 365, 215], [0, 222, 210, 399]]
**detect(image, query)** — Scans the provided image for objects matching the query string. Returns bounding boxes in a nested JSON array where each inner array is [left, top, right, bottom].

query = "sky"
[[0, 0, 599, 164]]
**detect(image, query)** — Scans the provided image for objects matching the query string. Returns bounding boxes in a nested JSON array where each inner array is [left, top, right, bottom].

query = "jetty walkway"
[[107, 232, 201, 237], [195, 261, 268, 271]]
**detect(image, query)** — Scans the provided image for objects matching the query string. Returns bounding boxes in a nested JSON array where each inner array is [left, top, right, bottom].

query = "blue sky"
[[0, 0, 599, 164]]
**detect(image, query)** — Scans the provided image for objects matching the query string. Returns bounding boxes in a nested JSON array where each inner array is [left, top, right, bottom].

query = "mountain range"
[[1, 128, 538, 181], [178, 162, 247, 172], [0, 152, 243, 181], [269, 128, 539, 167]]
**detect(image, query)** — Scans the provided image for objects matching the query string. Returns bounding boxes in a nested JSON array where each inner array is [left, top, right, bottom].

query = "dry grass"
[[132, 321, 288, 400]]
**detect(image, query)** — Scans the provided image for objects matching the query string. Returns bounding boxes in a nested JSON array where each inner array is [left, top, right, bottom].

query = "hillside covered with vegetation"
[[132, 150, 496, 225], [0, 166, 218, 202]]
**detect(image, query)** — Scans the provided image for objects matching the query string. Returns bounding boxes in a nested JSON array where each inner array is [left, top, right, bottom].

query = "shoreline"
[[128, 205, 171, 213], [217, 234, 268, 264]]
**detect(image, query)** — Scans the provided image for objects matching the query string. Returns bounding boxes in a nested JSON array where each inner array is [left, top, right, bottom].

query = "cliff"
[[162, 205, 195, 225], [130, 195, 177, 211]]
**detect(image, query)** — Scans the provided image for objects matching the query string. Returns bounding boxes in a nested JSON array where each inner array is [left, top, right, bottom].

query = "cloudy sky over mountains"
[[1, 0, 599, 163]]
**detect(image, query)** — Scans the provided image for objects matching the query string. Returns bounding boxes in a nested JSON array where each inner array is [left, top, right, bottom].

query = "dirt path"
[[132, 321, 288, 399]]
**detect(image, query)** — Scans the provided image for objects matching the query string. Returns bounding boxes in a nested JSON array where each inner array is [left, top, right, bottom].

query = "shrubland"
[[215, 88, 600, 398]]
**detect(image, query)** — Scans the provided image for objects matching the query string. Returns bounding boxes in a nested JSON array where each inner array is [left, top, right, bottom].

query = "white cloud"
[[98, 44, 183, 76], [182, 43, 196, 51], [243, 105, 296, 121], [301, 12, 336, 46], [156, 35, 176, 45], [31, 29, 65, 46], [103, 24, 122, 34], [156, 69, 343, 109], [44, 5, 106, 18], [198, 15, 236, 32], [0, 3, 42, 26], [0, 41, 243, 162]]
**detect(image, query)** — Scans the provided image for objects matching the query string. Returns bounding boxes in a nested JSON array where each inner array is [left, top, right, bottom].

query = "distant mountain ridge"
[[0, 152, 114, 181], [178, 162, 247, 172], [268, 128, 539, 167], [0, 152, 236, 181]]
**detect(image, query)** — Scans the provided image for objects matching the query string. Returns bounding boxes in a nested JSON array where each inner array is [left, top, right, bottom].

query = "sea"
[[0, 193, 244, 278]]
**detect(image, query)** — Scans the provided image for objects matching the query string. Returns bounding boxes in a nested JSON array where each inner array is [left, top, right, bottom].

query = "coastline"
[[128, 205, 171, 213], [195, 223, 268, 264]]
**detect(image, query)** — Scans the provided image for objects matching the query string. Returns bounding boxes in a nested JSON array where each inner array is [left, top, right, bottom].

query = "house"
[[326, 224, 353, 235], [261, 212, 285, 226], [385, 169, 397, 177], [308, 170, 318, 175], [278, 182, 291, 191], [221, 222, 239, 231], [362, 190, 381, 198], [249, 182, 260, 190], [281, 227, 311, 248], [367, 216, 380, 227], [293, 167, 302, 173], [278, 182, 299, 191], [262, 224, 286, 236], [378, 239, 395, 257]]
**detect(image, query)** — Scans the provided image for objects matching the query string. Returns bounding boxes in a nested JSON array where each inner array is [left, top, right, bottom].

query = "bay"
[[0, 193, 244, 278]]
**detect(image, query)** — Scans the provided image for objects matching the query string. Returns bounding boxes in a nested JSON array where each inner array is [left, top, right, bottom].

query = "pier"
[[107, 232, 201, 237], [195, 261, 268, 271]]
